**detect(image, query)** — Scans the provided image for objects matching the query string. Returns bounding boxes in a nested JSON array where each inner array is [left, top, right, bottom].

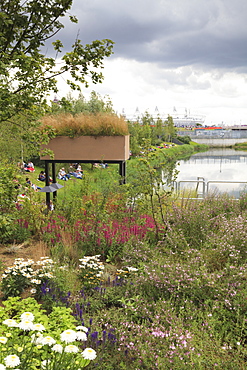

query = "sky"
[[53, 0, 247, 126]]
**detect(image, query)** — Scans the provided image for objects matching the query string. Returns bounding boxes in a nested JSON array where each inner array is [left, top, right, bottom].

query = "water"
[[175, 148, 247, 198]]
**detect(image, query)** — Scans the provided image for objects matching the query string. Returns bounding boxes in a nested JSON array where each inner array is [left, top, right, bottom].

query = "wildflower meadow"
[[1, 151, 247, 369]]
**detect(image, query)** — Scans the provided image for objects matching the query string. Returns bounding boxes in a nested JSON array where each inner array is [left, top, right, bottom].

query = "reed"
[[40, 113, 129, 137]]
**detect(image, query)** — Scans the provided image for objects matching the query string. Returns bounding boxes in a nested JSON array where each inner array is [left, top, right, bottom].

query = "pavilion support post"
[[51, 162, 57, 201], [45, 161, 50, 207], [119, 161, 126, 184]]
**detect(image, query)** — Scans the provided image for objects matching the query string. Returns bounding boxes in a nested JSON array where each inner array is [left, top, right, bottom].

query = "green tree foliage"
[[0, 163, 24, 212], [128, 114, 177, 155], [164, 115, 177, 142], [0, 0, 114, 124], [0, 0, 114, 162], [48, 91, 114, 115]]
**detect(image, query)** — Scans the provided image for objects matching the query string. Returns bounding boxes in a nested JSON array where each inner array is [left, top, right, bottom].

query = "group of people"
[[23, 161, 35, 172], [58, 164, 83, 181]]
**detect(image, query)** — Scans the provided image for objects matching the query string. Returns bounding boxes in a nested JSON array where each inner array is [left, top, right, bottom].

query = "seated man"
[[58, 168, 70, 181], [70, 169, 83, 179]]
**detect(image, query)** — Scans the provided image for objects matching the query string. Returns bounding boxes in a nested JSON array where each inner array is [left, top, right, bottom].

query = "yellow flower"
[[17, 347, 23, 352]]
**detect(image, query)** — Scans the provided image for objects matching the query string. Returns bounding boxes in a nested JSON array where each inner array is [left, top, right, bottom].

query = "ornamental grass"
[[40, 113, 129, 137]]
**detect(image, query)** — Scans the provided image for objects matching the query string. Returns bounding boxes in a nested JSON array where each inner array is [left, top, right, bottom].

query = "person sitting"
[[70, 168, 83, 179], [38, 171, 46, 181], [58, 168, 70, 181], [24, 161, 35, 172], [26, 177, 41, 191]]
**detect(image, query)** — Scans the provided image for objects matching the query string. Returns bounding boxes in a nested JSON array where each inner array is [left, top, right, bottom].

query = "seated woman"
[[38, 171, 46, 181]]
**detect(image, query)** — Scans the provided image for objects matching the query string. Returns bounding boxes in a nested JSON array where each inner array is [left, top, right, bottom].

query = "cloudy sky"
[[54, 0, 247, 126]]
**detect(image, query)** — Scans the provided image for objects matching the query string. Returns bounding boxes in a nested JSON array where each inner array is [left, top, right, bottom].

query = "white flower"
[[0, 337, 7, 344], [64, 345, 79, 353], [76, 331, 87, 341], [82, 348, 97, 360], [3, 319, 18, 327], [32, 323, 46, 332], [76, 326, 88, 333], [4, 354, 20, 368], [20, 312, 34, 322], [30, 288, 37, 294], [41, 336, 56, 346], [0, 364, 6, 370], [60, 329, 77, 343], [32, 334, 44, 345], [30, 279, 41, 284], [18, 320, 34, 331], [51, 344, 63, 353], [41, 360, 50, 369], [126, 266, 138, 272]]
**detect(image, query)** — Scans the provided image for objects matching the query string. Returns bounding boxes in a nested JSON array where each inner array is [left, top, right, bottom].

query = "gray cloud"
[[53, 0, 247, 72]]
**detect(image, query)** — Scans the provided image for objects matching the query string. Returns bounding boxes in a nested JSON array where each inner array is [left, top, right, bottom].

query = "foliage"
[[49, 91, 115, 115], [0, 163, 25, 213], [0, 299, 96, 369], [0, 0, 114, 124], [177, 135, 191, 144], [128, 114, 177, 153], [0, 0, 114, 163]]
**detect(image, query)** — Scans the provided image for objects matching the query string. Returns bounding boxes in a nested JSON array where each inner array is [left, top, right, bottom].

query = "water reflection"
[[175, 148, 247, 197]]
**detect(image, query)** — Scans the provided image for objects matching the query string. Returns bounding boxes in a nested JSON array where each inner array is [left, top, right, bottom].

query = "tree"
[[48, 91, 114, 115], [164, 115, 177, 142], [0, 0, 114, 124]]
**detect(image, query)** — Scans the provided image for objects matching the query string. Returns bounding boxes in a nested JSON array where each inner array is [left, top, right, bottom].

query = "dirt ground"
[[0, 241, 50, 270]]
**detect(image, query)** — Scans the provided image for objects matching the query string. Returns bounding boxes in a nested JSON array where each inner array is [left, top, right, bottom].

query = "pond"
[[174, 148, 247, 198]]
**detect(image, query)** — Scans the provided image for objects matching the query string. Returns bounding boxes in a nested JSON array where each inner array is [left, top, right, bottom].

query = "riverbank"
[[232, 142, 247, 150]]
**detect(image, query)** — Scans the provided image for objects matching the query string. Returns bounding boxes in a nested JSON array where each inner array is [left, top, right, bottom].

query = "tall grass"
[[40, 113, 129, 137]]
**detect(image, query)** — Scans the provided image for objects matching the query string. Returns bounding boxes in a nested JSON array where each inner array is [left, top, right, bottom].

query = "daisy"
[[2, 319, 18, 328], [4, 355, 20, 368], [41, 336, 56, 346], [76, 331, 87, 341], [32, 323, 46, 332], [60, 329, 77, 343], [64, 345, 79, 353], [20, 312, 34, 322], [82, 348, 97, 360], [51, 344, 63, 353], [0, 364, 6, 370], [76, 326, 88, 333], [0, 337, 7, 344], [18, 320, 34, 331]]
